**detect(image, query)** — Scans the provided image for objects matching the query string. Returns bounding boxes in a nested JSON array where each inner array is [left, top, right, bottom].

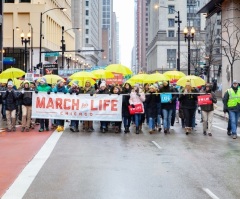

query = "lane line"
[[1, 130, 63, 199], [152, 141, 162, 149], [203, 188, 220, 199]]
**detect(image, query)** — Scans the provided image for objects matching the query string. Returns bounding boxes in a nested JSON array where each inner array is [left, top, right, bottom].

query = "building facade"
[[3, 0, 74, 71], [146, 0, 206, 74], [134, 0, 149, 73]]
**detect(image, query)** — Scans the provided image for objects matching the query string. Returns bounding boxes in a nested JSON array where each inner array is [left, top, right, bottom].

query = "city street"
[[1, 113, 240, 199]]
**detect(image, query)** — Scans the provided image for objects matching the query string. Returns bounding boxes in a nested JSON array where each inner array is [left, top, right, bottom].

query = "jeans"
[[229, 110, 239, 135], [171, 105, 176, 126], [56, 119, 64, 126], [162, 109, 173, 129], [40, 119, 49, 129], [134, 114, 142, 127], [123, 116, 131, 128], [1, 100, 6, 118], [227, 112, 231, 131], [100, 121, 107, 128], [71, 120, 79, 129], [149, 117, 155, 130]]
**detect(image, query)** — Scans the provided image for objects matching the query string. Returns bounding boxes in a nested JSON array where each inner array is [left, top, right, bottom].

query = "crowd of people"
[[0, 77, 239, 139]]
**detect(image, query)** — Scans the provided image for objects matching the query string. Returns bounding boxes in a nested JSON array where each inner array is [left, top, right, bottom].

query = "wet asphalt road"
[[23, 114, 240, 199]]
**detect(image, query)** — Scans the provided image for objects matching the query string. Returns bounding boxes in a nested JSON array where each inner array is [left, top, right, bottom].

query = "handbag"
[[128, 104, 144, 115]]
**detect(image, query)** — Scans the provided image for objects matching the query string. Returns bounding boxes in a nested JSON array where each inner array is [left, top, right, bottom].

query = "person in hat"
[[83, 80, 95, 132], [199, 83, 217, 136], [179, 81, 198, 135], [2, 81, 18, 132], [36, 77, 52, 132], [52, 79, 68, 132], [223, 80, 240, 139], [97, 81, 110, 133], [129, 83, 145, 134], [19, 81, 34, 132]]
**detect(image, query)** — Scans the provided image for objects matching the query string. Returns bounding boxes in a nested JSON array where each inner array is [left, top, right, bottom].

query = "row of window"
[[5, 0, 31, 2]]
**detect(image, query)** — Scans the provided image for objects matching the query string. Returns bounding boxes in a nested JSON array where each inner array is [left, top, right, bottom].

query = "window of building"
[[168, 5, 175, 14], [168, 19, 175, 27], [167, 49, 176, 68], [217, 20, 221, 25], [217, 29, 221, 35], [19, 0, 31, 2], [86, 10, 89, 16], [4, 0, 15, 2], [86, 38, 89, 44], [86, 1, 89, 6], [86, 29, 89, 34], [86, 19, 89, 25], [168, 30, 175, 37], [216, 48, 220, 54]]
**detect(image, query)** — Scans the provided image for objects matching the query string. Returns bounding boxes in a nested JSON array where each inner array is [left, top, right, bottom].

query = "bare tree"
[[221, 18, 240, 83]]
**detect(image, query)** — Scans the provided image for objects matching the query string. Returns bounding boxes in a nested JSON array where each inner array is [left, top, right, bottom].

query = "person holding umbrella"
[[179, 81, 199, 135]]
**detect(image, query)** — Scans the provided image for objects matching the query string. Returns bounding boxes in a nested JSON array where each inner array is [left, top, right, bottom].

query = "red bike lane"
[[0, 126, 53, 197]]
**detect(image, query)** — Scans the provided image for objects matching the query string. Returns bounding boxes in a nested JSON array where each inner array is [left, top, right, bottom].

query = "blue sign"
[[3, 57, 16, 65], [161, 93, 172, 103]]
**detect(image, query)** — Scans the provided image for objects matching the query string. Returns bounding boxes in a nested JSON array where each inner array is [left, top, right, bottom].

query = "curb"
[[214, 111, 240, 126]]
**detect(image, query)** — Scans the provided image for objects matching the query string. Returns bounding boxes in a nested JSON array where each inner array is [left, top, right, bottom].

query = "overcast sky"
[[113, 0, 134, 67]]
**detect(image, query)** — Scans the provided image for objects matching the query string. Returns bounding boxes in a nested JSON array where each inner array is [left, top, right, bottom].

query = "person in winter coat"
[[179, 81, 198, 135], [199, 83, 217, 136], [19, 81, 34, 132], [68, 80, 81, 132], [111, 86, 122, 133], [223, 80, 240, 139], [97, 82, 110, 133], [159, 81, 177, 134], [52, 79, 68, 132], [122, 83, 132, 133], [129, 84, 145, 134], [145, 85, 159, 134], [83, 80, 95, 132], [2, 81, 18, 132], [36, 77, 52, 132]]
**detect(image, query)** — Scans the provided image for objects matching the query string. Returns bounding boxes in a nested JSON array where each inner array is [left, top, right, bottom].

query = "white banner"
[[32, 93, 122, 121]]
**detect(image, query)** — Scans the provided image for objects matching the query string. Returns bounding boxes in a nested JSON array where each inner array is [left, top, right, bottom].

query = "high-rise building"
[[147, 0, 206, 74], [3, 0, 74, 71], [80, 0, 103, 67], [134, 0, 149, 73], [116, 21, 120, 63]]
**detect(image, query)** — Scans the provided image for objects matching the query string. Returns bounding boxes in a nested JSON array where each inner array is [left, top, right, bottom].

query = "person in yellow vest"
[[223, 80, 240, 139]]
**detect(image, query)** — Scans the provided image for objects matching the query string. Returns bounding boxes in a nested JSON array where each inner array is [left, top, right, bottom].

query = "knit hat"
[[7, 81, 13, 86], [233, 80, 238, 84], [40, 77, 46, 83], [72, 80, 79, 86], [100, 82, 106, 88]]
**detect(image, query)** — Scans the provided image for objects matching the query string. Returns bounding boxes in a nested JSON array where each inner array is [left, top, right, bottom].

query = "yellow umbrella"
[[92, 69, 114, 79], [143, 72, 169, 83], [37, 74, 65, 84], [125, 79, 135, 86], [69, 71, 97, 80], [69, 79, 96, 87], [0, 78, 23, 89], [130, 74, 149, 83], [105, 64, 132, 75], [1, 67, 25, 79], [164, 71, 186, 80], [176, 75, 205, 87]]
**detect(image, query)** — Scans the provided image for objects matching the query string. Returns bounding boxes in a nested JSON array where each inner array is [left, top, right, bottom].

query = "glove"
[[54, 91, 57, 94], [64, 92, 67, 94], [21, 90, 24, 94], [223, 109, 227, 113], [118, 93, 120, 95], [69, 91, 73, 95], [35, 90, 38, 94], [76, 92, 79, 95], [209, 97, 213, 100], [47, 91, 51, 95], [131, 104, 135, 108], [90, 93, 93, 96]]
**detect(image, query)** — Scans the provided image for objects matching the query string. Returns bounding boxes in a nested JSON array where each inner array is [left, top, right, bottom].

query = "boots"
[[136, 126, 139, 134], [185, 127, 192, 135], [124, 127, 129, 133], [12, 118, 16, 131]]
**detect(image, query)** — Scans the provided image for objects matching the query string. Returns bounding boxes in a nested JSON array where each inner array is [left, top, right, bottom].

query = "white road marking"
[[1, 130, 63, 199], [203, 188, 220, 199], [152, 141, 162, 149]]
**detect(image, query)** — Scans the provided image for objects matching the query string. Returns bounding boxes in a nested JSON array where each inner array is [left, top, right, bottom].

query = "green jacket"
[[37, 84, 51, 92]]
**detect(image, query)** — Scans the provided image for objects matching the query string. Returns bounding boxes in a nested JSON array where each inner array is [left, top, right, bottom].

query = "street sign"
[[25, 73, 34, 81], [44, 52, 59, 57]]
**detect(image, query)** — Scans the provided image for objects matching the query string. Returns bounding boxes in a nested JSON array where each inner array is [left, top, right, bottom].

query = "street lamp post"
[[157, 5, 182, 71], [61, 27, 81, 69], [183, 27, 195, 75], [21, 31, 31, 72], [39, 7, 66, 65], [66, 54, 71, 69], [28, 23, 33, 71]]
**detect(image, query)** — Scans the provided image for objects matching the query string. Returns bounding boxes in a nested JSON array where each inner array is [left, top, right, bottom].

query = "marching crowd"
[[0, 77, 240, 139]]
